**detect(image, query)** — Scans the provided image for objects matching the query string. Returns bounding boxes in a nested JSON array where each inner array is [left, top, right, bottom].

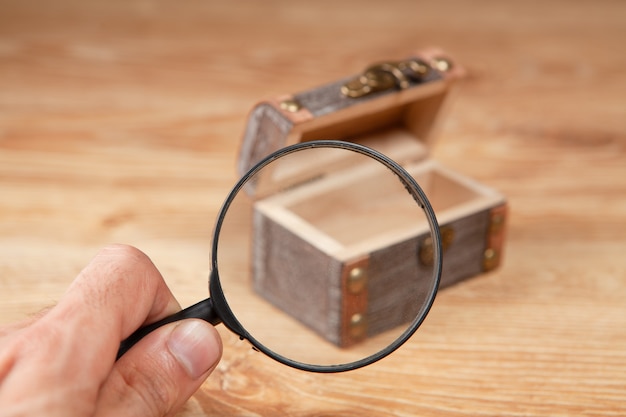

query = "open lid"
[[238, 48, 464, 197]]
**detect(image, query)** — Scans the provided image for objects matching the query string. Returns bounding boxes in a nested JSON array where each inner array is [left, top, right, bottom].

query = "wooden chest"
[[237, 48, 507, 348]]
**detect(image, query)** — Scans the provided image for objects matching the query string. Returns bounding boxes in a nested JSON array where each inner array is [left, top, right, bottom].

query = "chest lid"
[[238, 47, 464, 197]]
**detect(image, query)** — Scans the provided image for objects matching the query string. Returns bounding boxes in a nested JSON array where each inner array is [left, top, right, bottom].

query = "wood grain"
[[1, 0, 625, 415]]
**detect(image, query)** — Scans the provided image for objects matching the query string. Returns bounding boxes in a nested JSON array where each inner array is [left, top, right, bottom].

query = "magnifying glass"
[[118, 140, 442, 373]]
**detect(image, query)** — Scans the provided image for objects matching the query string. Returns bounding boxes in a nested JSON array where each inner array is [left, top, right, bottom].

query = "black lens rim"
[[209, 140, 443, 373]]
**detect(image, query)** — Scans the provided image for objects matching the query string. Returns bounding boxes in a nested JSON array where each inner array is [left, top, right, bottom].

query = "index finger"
[[64, 244, 182, 339], [0, 245, 183, 408]]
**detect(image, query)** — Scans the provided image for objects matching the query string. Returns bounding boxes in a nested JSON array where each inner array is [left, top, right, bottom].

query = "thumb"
[[95, 319, 222, 417]]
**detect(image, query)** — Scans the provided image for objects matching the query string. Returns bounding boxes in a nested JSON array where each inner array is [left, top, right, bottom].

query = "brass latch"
[[341, 56, 452, 99], [419, 225, 454, 267]]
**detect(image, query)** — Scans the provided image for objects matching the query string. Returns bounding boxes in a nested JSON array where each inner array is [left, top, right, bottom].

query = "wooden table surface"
[[1, 1, 625, 415]]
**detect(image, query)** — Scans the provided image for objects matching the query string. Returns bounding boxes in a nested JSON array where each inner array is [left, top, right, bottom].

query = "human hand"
[[0, 244, 222, 417]]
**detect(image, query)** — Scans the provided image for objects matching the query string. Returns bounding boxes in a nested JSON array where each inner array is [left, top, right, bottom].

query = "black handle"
[[117, 297, 221, 360]]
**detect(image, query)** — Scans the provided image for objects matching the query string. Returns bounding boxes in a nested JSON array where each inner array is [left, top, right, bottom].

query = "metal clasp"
[[419, 225, 454, 267], [341, 58, 432, 98]]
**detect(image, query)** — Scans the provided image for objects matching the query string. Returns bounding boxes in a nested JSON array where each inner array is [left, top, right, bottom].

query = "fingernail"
[[167, 320, 221, 379]]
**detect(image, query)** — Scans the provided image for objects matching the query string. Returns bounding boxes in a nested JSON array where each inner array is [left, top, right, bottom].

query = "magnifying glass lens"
[[214, 142, 440, 371]]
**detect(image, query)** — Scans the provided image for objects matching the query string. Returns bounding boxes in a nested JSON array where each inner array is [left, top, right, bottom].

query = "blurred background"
[[1, 1, 625, 416]]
